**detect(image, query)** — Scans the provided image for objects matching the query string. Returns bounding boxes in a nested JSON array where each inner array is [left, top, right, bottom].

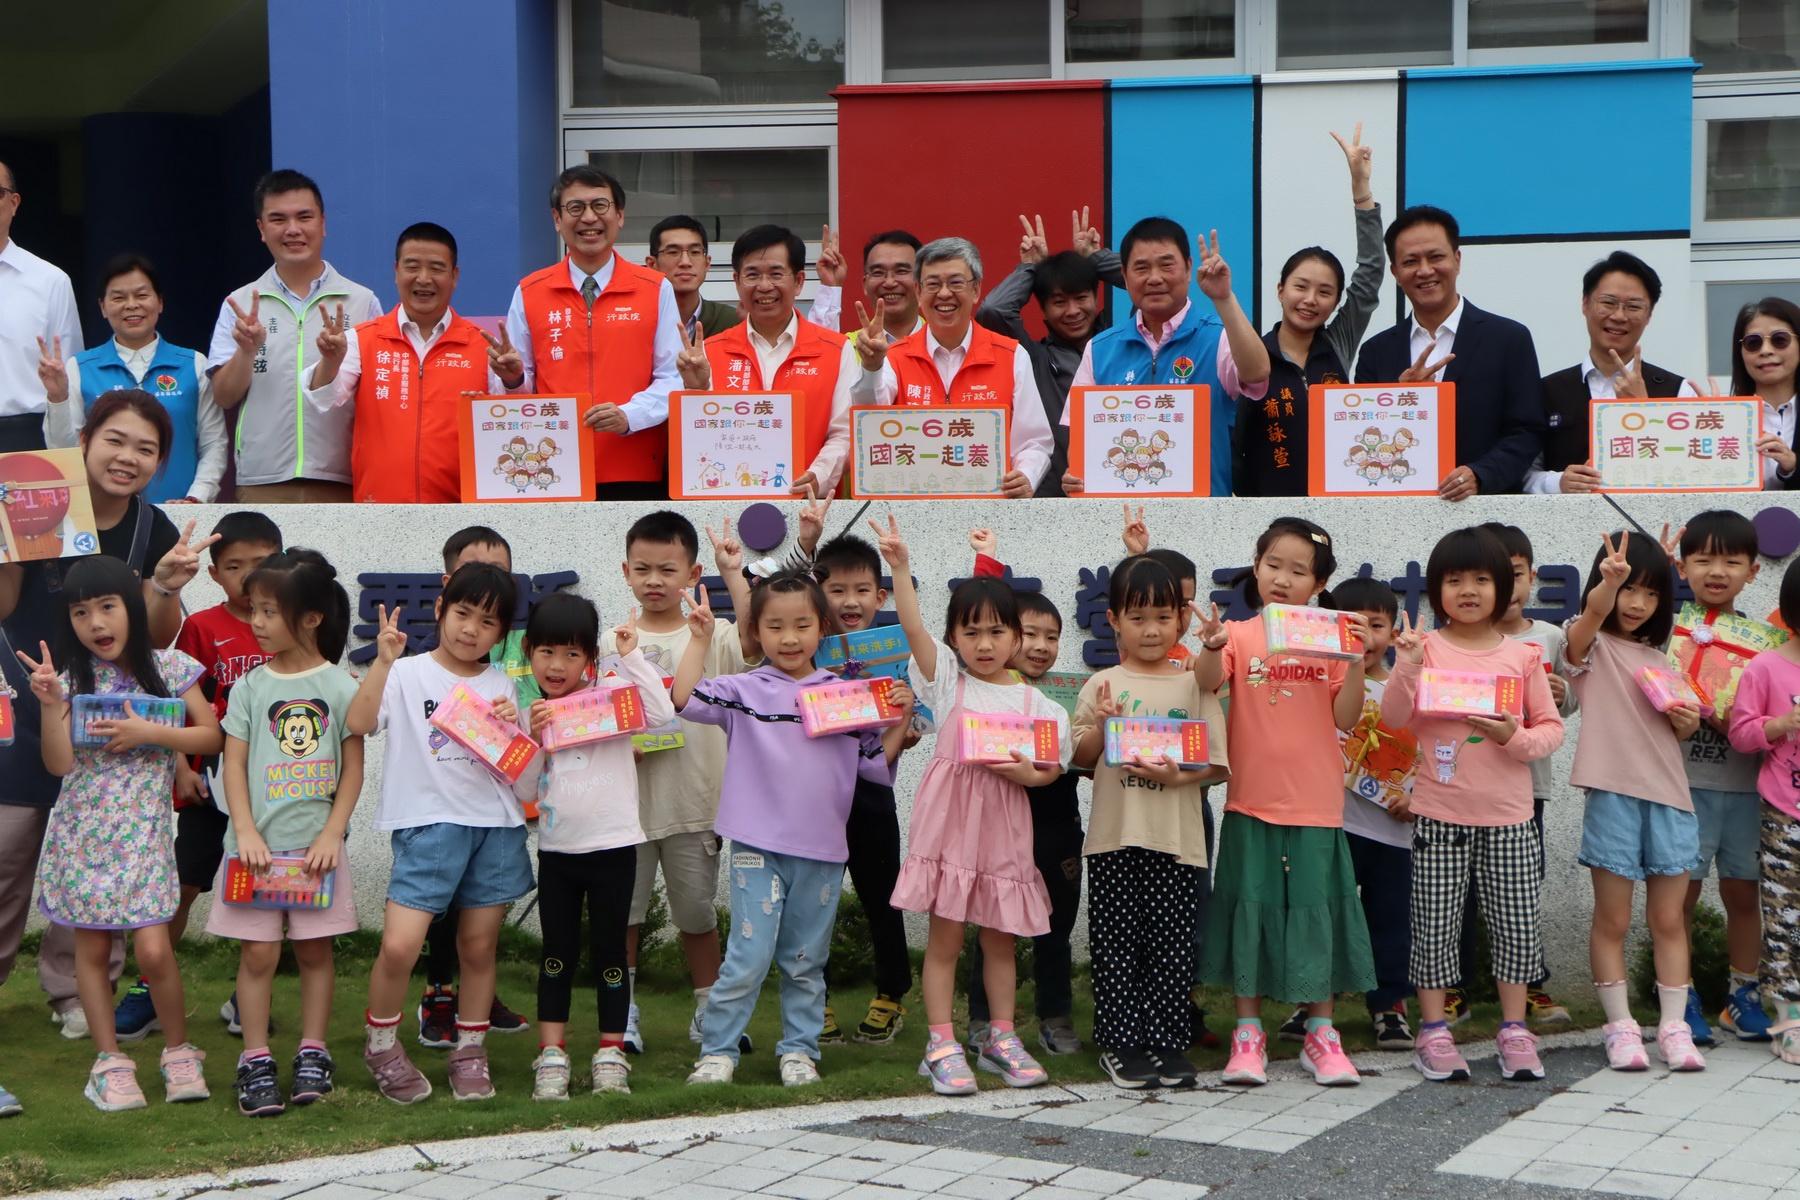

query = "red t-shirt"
[[172, 604, 272, 808]]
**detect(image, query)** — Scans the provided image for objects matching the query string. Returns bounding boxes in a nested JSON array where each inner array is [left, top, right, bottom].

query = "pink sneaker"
[[1412, 1025, 1470, 1082], [159, 1042, 209, 1103], [1221, 1025, 1268, 1086], [1496, 1025, 1545, 1081], [978, 1030, 1049, 1088], [447, 1044, 495, 1100], [1300, 1026, 1361, 1086], [1601, 1019, 1649, 1071], [918, 1040, 978, 1096], [1656, 1021, 1706, 1072]]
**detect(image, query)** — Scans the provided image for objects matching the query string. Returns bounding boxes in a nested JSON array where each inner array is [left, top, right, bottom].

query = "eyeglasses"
[[864, 265, 914, 282], [655, 246, 707, 261], [737, 269, 793, 286], [1592, 295, 1649, 318], [1741, 331, 1795, 353], [920, 277, 974, 295], [559, 198, 615, 219]]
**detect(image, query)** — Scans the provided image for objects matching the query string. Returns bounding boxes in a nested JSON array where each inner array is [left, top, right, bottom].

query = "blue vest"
[[1087, 311, 1235, 496], [74, 340, 202, 504]]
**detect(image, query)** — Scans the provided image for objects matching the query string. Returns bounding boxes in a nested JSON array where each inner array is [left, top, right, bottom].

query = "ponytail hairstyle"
[[56, 555, 167, 698], [245, 548, 352, 663], [1236, 516, 1340, 611]]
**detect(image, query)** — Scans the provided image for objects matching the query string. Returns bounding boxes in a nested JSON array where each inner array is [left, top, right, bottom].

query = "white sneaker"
[[531, 1046, 571, 1102], [686, 1053, 735, 1085], [779, 1052, 821, 1087], [56, 1006, 90, 1040], [623, 1003, 644, 1055], [688, 1002, 704, 1044], [591, 1046, 631, 1094]]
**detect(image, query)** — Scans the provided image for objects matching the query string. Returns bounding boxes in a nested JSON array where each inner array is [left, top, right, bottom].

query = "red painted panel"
[[832, 82, 1107, 341]]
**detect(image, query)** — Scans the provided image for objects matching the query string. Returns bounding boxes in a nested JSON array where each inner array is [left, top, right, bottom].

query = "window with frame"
[[1692, 0, 1800, 76], [1468, 0, 1649, 50], [568, 0, 845, 107], [584, 147, 831, 249], [883, 0, 1050, 79], [1277, 0, 1453, 67], [1065, 0, 1235, 64]]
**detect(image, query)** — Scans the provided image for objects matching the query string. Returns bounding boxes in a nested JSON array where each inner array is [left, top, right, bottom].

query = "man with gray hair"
[[850, 236, 1053, 496]]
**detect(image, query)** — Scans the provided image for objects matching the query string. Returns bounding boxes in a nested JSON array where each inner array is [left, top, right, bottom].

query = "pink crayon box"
[[1636, 665, 1705, 714], [223, 855, 335, 910], [1262, 603, 1364, 660], [798, 676, 906, 738], [1415, 669, 1525, 719], [428, 682, 540, 783], [539, 683, 648, 751], [1103, 716, 1210, 770], [957, 712, 1061, 768]]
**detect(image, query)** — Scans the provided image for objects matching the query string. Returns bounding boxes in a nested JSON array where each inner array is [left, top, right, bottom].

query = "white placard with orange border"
[[849, 406, 1009, 498], [457, 394, 594, 503], [1067, 385, 1207, 497], [668, 391, 805, 499], [1307, 382, 1456, 497]]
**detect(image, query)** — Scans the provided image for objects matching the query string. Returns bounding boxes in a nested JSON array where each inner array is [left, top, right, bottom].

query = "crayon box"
[[539, 683, 648, 751], [222, 855, 336, 911], [1414, 669, 1525, 719], [594, 655, 685, 754], [1636, 665, 1706, 713], [798, 676, 905, 737], [429, 682, 540, 782], [71, 692, 186, 749], [0, 693, 12, 747], [1102, 716, 1210, 770], [1262, 603, 1364, 660], [956, 712, 1061, 767]]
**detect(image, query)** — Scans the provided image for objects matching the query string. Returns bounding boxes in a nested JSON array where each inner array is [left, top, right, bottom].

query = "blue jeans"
[[701, 842, 843, 1062]]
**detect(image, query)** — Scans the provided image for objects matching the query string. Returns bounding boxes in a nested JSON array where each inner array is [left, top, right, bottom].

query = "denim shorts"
[[1579, 790, 1700, 882], [1691, 788, 1762, 881], [388, 822, 534, 914]]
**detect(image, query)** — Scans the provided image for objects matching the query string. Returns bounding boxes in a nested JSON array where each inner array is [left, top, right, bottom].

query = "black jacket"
[[1540, 360, 1685, 471], [1355, 301, 1548, 494]]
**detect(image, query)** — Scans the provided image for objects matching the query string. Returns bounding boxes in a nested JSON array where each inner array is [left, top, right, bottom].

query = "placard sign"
[[849, 406, 1009, 498], [669, 391, 805, 499], [0, 447, 100, 563], [1067, 385, 1208, 497], [1591, 398, 1763, 493], [457, 394, 595, 503], [1307, 382, 1456, 497]]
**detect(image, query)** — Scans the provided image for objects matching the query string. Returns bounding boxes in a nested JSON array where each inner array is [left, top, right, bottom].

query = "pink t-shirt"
[[1564, 629, 1691, 812], [1380, 632, 1564, 827], [1218, 617, 1348, 827], [1727, 650, 1800, 819]]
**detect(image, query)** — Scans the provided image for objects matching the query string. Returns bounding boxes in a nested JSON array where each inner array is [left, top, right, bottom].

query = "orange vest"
[[703, 316, 845, 465], [349, 308, 487, 503], [887, 322, 1018, 408], [519, 254, 667, 483]]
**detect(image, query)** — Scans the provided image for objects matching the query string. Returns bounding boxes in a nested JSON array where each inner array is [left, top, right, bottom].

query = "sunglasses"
[[1741, 331, 1795, 353]]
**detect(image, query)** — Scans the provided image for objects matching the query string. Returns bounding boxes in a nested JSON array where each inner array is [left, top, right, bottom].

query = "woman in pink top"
[[1563, 532, 1704, 1075], [1728, 559, 1800, 1064], [1382, 527, 1563, 1084], [1192, 517, 1375, 1090]]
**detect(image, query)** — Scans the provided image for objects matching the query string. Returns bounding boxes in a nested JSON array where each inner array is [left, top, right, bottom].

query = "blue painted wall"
[[1403, 61, 1695, 238], [267, 0, 558, 317]]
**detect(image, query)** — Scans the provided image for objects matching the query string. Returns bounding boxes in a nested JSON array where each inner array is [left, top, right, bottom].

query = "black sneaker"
[[1277, 1006, 1309, 1043], [488, 995, 529, 1034], [417, 988, 456, 1049], [1149, 1048, 1199, 1088], [1372, 1008, 1415, 1049], [290, 1047, 335, 1105], [1098, 1047, 1162, 1090], [235, 1055, 284, 1118]]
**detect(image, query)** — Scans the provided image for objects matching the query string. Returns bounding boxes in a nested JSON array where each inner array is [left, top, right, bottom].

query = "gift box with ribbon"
[[1669, 602, 1788, 719]]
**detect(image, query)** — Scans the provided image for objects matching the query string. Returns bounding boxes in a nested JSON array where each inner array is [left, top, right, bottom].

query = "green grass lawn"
[[0, 923, 1607, 1196]]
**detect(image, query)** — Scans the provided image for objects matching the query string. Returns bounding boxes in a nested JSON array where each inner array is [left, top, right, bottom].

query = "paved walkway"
[[30, 1035, 1800, 1200]]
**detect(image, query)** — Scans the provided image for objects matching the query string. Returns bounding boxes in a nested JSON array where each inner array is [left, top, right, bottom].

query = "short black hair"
[[748, 569, 837, 634], [1332, 575, 1399, 621], [1779, 558, 1800, 635], [649, 215, 708, 256], [815, 534, 882, 584], [1120, 217, 1190, 269], [254, 169, 324, 217], [1016, 591, 1063, 630], [1030, 251, 1101, 307], [1581, 531, 1676, 646], [552, 164, 625, 211], [1581, 250, 1662, 306], [1425, 526, 1515, 626], [439, 561, 518, 622], [862, 229, 922, 262], [97, 253, 161, 300], [1680, 510, 1759, 561], [732, 224, 806, 273], [396, 221, 457, 266], [945, 577, 1022, 645], [1477, 521, 1535, 566], [211, 511, 284, 562], [1109, 556, 1181, 615], [1145, 547, 1197, 589], [442, 526, 511, 574], [625, 510, 699, 563], [1383, 205, 1460, 260], [524, 592, 599, 660]]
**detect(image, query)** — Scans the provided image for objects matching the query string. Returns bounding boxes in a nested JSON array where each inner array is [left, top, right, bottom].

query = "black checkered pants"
[[1409, 815, 1545, 989]]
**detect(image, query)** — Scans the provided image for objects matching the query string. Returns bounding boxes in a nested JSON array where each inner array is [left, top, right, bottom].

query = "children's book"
[[1669, 603, 1788, 719]]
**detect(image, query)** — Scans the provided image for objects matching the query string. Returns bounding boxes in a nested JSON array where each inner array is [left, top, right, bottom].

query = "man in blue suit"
[[1354, 206, 1547, 500]]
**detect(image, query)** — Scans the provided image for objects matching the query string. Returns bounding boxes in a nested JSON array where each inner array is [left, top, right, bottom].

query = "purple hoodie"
[[680, 664, 890, 862]]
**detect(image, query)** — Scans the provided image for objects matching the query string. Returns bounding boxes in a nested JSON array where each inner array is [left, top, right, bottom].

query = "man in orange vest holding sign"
[[505, 165, 682, 501], [849, 237, 1053, 497], [307, 222, 524, 503], [674, 225, 860, 495]]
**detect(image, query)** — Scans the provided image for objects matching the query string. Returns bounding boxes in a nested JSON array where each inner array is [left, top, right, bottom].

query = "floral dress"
[[36, 649, 202, 929]]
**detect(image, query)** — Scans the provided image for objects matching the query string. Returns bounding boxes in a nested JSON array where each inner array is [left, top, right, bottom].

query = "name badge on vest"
[[1547, 413, 1562, 429]]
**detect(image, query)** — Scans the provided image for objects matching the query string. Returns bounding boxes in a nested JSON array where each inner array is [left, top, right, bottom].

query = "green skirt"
[[1200, 811, 1377, 1002]]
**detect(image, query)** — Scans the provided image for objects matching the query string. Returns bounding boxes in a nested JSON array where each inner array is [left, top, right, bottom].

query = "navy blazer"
[[1354, 300, 1548, 494]]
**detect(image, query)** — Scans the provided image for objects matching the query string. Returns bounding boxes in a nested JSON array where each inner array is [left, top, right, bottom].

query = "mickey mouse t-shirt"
[[222, 662, 361, 854]]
